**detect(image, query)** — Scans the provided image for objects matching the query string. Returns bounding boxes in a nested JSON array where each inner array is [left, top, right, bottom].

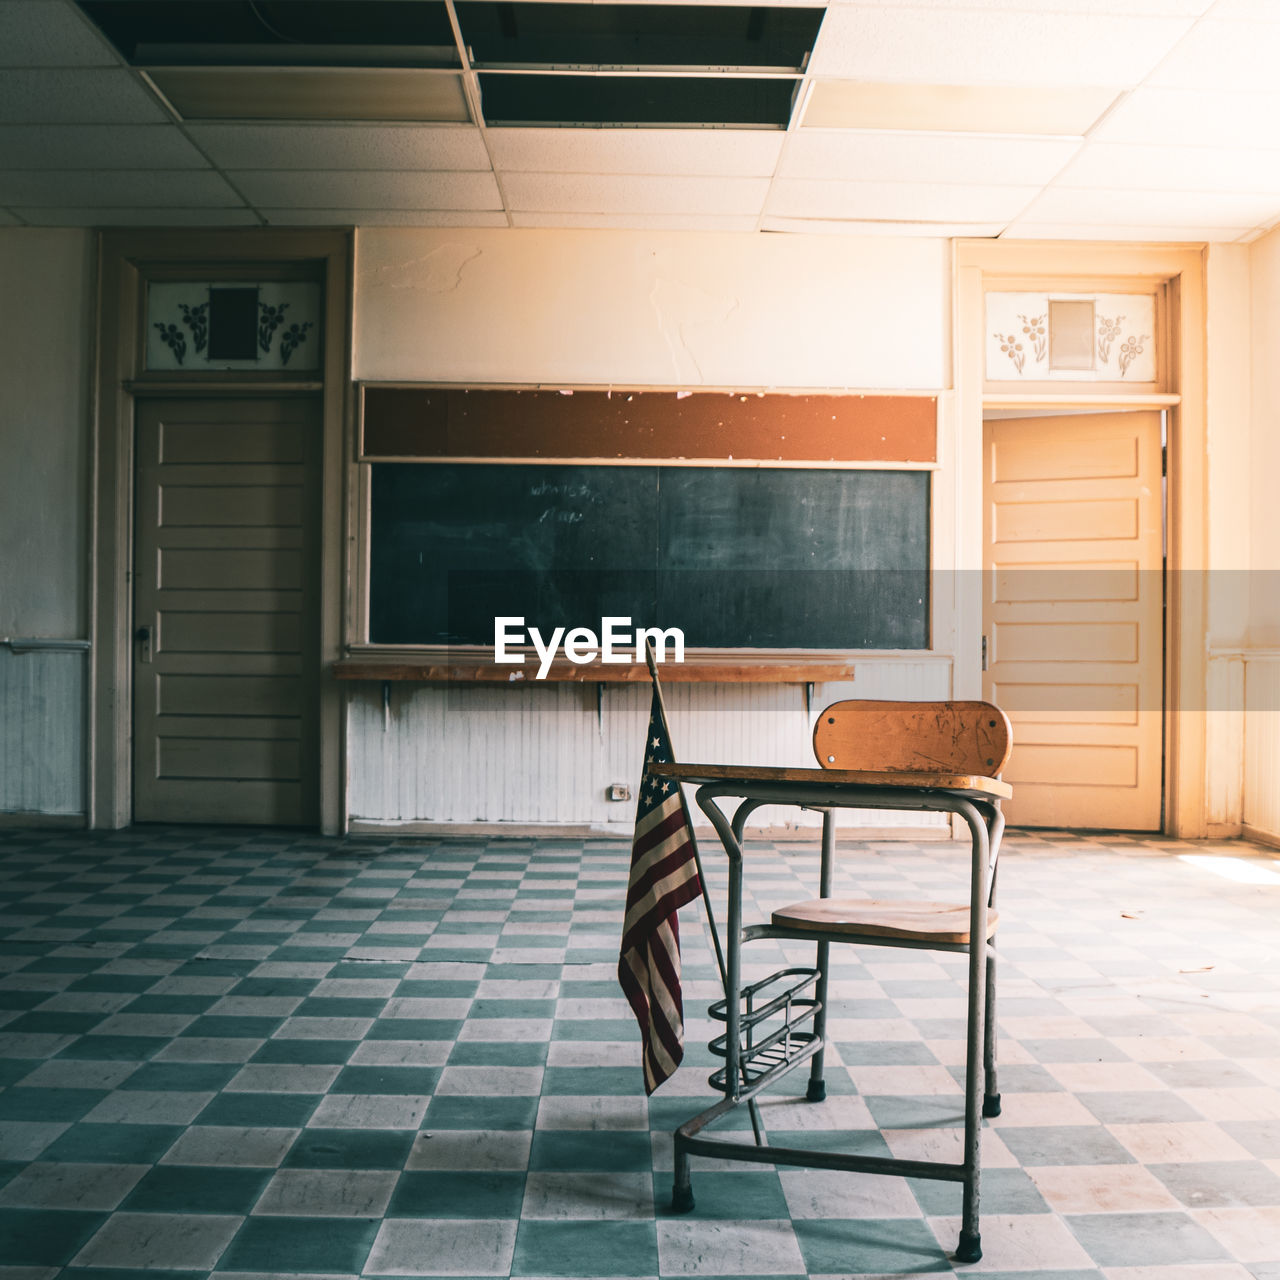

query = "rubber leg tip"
[[806, 1080, 827, 1103], [983, 1093, 1002, 1118], [955, 1231, 982, 1264], [671, 1186, 695, 1214]]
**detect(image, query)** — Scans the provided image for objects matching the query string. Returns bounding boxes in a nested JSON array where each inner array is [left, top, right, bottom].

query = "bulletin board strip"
[[361, 386, 937, 464]]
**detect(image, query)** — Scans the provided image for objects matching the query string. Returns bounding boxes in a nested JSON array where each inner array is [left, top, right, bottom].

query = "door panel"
[[134, 397, 320, 826], [983, 412, 1163, 830]]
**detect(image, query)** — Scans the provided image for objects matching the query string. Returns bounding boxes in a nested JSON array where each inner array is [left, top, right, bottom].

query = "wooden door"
[[133, 397, 321, 825], [983, 412, 1163, 830]]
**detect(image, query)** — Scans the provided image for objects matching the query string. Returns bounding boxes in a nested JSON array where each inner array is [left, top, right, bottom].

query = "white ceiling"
[[1, 0, 1278, 241]]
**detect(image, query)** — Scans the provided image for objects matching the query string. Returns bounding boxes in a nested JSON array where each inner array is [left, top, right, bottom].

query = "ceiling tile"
[[148, 67, 470, 124], [765, 178, 1038, 223], [0, 1, 118, 67], [261, 209, 509, 227], [230, 170, 503, 211], [1148, 18, 1280, 89], [808, 6, 1195, 86], [10, 207, 261, 227], [0, 124, 209, 170], [1057, 142, 1280, 194], [0, 169, 245, 208], [502, 172, 770, 216], [487, 128, 783, 177], [801, 81, 1118, 135], [1000, 219, 1258, 241], [511, 212, 761, 231], [0, 68, 168, 123], [1014, 185, 1280, 227], [1093, 87, 1280, 148], [761, 215, 1007, 237], [1204, 0, 1280, 16], [187, 124, 490, 172], [822, 0, 1212, 12], [778, 132, 1080, 187]]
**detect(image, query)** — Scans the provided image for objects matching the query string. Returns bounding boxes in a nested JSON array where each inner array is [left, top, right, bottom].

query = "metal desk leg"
[[983, 806, 1005, 1120], [955, 798, 990, 1266], [672, 792, 756, 1214], [670, 783, 996, 1268], [806, 808, 836, 1104]]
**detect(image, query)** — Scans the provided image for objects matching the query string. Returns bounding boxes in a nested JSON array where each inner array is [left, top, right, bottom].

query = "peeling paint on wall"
[[374, 242, 484, 294]]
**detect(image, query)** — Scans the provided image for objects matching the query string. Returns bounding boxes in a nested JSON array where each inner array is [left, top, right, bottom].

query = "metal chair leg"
[[983, 942, 1001, 1118], [806, 938, 830, 1102]]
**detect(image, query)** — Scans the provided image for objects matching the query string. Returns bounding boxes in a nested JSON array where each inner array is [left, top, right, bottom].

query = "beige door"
[[133, 397, 321, 826], [983, 412, 1163, 830]]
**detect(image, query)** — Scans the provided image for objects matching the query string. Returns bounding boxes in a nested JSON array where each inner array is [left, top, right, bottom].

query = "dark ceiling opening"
[[477, 73, 800, 128], [77, 1, 459, 63], [73, 0, 825, 128], [460, 3, 823, 69]]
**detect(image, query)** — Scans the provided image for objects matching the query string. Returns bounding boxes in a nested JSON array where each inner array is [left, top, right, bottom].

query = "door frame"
[[90, 229, 352, 835], [955, 241, 1207, 838]]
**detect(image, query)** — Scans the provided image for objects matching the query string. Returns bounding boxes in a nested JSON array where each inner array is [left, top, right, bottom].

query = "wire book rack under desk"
[[706, 966, 820, 1096]]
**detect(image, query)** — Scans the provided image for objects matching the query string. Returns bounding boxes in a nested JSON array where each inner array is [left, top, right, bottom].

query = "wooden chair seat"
[[772, 898, 999, 945]]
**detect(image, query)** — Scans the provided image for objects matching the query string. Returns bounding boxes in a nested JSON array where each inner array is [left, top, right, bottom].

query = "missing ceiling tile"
[[458, 3, 823, 71], [477, 72, 799, 128]]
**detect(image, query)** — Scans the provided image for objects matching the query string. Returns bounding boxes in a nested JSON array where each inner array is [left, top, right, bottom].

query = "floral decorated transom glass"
[[146, 281, 321, 372], [986, 292, 1156, 383]]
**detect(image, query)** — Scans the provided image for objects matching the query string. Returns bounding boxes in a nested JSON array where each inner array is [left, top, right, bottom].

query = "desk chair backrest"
[[813, 700, 1012, 778]]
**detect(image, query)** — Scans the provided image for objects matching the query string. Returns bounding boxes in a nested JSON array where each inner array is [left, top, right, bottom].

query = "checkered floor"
[[1, 825, 1279, 1279]]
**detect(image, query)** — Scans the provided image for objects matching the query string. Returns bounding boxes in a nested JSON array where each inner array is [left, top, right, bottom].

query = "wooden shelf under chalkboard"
[[332, 652, 861, 684]]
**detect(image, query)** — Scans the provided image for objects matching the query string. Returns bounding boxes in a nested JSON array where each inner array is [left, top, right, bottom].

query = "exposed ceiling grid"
[[0, 0, 1276, 241], [443, 0, 514, 227]]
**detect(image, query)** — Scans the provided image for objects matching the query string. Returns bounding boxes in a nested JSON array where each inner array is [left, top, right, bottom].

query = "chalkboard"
[[369, 463, 929, 649]]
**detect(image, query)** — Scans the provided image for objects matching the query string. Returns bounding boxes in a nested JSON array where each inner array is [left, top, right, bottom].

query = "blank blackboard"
[[369, 463, 929, 649]]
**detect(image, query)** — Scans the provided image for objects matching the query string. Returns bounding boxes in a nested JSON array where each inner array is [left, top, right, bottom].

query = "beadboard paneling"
[[1205, 654, 1245, 831], [1244, 656, 1280, 842], [0, 648, 85, 815], [346, 658, 953, 831]]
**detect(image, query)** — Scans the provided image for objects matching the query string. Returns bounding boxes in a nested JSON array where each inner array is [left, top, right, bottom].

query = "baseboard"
[[348, 820, 620, 839], [1205, 822, 1244, 839], [0, 811, 87, 830], [1242, 823, 1280, 851], [347, 818, 952, 842]]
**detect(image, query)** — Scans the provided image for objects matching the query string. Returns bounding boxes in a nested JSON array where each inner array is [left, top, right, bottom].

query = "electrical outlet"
[[607, 783, 631, 802]]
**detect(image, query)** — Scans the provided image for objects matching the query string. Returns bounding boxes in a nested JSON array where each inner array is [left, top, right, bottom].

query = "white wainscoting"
[[346, 656, 953, 833], [0, 647, 85, 817], [1243, 653, 1280, 844], [1205, 653, 1246, 835]]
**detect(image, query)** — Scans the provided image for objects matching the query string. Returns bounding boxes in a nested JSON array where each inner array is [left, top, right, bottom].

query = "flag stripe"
[[618, 688, 702, 1096], [621, 859, 700, 948]]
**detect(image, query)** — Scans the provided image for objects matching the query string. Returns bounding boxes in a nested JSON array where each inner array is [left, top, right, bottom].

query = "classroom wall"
[[348, 228, 951, 829], [0, 229, 94, 818], [0, 223, 1264, 834], [354, 227, 949, 388]]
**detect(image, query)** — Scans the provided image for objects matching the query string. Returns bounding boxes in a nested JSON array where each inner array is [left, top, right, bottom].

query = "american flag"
[[617, 689, 703, 1095]]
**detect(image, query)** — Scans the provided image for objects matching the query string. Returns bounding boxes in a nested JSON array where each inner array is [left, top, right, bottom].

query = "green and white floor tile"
[[1, 826, 1279, 1278]]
